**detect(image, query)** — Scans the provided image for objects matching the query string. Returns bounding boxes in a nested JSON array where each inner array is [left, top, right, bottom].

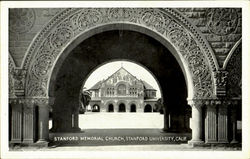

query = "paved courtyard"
[[79, 113, 164, 129]]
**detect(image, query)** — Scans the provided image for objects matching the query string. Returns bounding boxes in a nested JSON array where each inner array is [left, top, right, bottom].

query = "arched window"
[[117, 84, 126, 95]]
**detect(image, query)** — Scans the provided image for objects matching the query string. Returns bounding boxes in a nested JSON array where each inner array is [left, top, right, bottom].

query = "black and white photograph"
[[1, 1, 250, 159]]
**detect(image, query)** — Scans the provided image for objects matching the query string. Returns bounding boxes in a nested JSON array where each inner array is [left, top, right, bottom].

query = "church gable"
[[104, 67, 141, 86]]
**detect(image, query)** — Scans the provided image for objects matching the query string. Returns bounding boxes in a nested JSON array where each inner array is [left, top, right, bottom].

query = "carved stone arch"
[[23, 8, 216, 99], [223, 38, 242, 69], [225, 42, 242, 98], [105, 101, 116, 112], [9, 53, 16, 97]]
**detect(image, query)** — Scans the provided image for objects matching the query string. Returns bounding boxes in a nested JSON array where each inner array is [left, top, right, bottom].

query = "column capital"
[[11, 69, 27, 97], [9, 97, 53, 107], [187, 99, 204, 108], [213, 70, 228, 97]]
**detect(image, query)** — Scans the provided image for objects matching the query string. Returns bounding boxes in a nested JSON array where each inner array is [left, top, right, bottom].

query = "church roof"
[[89, 81, 102, 90], [89, 66, 156, 91], [141, 80, 156, 90]]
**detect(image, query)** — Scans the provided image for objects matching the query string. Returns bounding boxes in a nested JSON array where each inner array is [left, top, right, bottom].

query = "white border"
[[1, 1, 250, 159]]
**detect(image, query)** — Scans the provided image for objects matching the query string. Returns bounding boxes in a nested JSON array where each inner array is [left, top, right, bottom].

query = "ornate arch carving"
[[9, 54, 16, 98], [225, 43, 242, 98], [23, 8, 216, 99]]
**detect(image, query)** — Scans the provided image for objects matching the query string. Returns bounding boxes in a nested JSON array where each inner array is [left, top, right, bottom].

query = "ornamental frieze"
[[206, 8, 238, 36], [9, 56, 15, 98], [9, 8, 36, 34], [24, 8, 216, 99]]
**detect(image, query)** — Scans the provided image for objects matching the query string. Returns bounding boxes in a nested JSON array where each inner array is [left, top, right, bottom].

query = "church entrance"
[[118, 103, 126, 112]]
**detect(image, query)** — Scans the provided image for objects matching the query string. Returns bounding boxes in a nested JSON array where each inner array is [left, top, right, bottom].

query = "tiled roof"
[[89, 81, 102, 90], [141, 80, 156, 90]]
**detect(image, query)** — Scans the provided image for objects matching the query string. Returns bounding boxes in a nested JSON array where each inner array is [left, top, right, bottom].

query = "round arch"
[[105, 101, 116, 112], [144, 104, 152, 112], [23, 8, 216, 100], [130, 104, 137, 112], [92, 104, 100, 112], [118, 103, 126, 112]]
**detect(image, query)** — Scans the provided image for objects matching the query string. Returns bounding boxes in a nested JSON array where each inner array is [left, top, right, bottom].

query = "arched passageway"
[[118, 103, 126, 112], [144, 104, 152, 112], [49, 30, 188, 133], [92, 105, 100, 112], [108, 104, 114, 112], [130, 104, 136, 112]]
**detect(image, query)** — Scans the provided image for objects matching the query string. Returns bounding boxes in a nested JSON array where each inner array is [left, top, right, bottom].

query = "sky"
[[83, 60, 162, 98]]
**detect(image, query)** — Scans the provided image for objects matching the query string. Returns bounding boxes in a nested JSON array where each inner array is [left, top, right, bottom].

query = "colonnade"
[[9, 98, 241, 146], [9, 98, 50, 145]]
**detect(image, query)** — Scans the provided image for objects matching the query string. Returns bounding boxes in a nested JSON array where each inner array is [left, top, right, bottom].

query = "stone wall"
[[177, 8, 242, 67], [9, 8, 63, 67]]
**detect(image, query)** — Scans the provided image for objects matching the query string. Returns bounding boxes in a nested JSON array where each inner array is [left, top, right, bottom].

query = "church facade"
[[87, 67, 158, 113]]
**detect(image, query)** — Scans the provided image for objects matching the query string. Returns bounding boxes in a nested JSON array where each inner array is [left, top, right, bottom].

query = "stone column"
[[218, 103, 229, 143], [23, 100, 35, 143], [10, 101, 23, 143], [230, 104, 238, 143], [205, 101, 217, 143], [162, 106, 169, 132], [114, 104, 118, 112], [36, 99, 49, 142], [188, 100, 204, 145]]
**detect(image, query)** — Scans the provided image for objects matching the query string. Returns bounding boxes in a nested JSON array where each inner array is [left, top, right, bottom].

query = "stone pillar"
[[114, 104, 118, 112], [23, 100, 35, 143], [72, 112, 81, 131], [162, 106, 169, 132], [36, 100, 50, 142], [205, 102, 217, 143], [188, 100, 204, 145], [10, 102, 23, 143], [230, 104, 238, 143], [218, 103, 229, 143]]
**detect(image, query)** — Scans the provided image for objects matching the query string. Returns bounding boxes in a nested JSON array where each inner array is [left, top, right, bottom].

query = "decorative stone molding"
[[23, 8, 216, 99], [187, 99, 204, 108], [214, 70, 228, 97], [9, 55, 16, 98], [204, 98, 240, 106], [11, 69, 27, 96], [188, 98, 241, 107], [9, 97, 50, 106]]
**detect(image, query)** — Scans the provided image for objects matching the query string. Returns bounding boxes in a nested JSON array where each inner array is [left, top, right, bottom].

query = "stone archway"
[[17, 8, 220, 146], [118, 103, 126, 112], [144, 104, 152, 113], [108, 104, 114, 112], [130, 104, 136, 112], [23, 8, 217, 99]]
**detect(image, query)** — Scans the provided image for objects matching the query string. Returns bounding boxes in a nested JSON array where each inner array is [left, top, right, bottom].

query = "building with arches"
[[7, 8, 242, 147], [87, 67, 158, 113]]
